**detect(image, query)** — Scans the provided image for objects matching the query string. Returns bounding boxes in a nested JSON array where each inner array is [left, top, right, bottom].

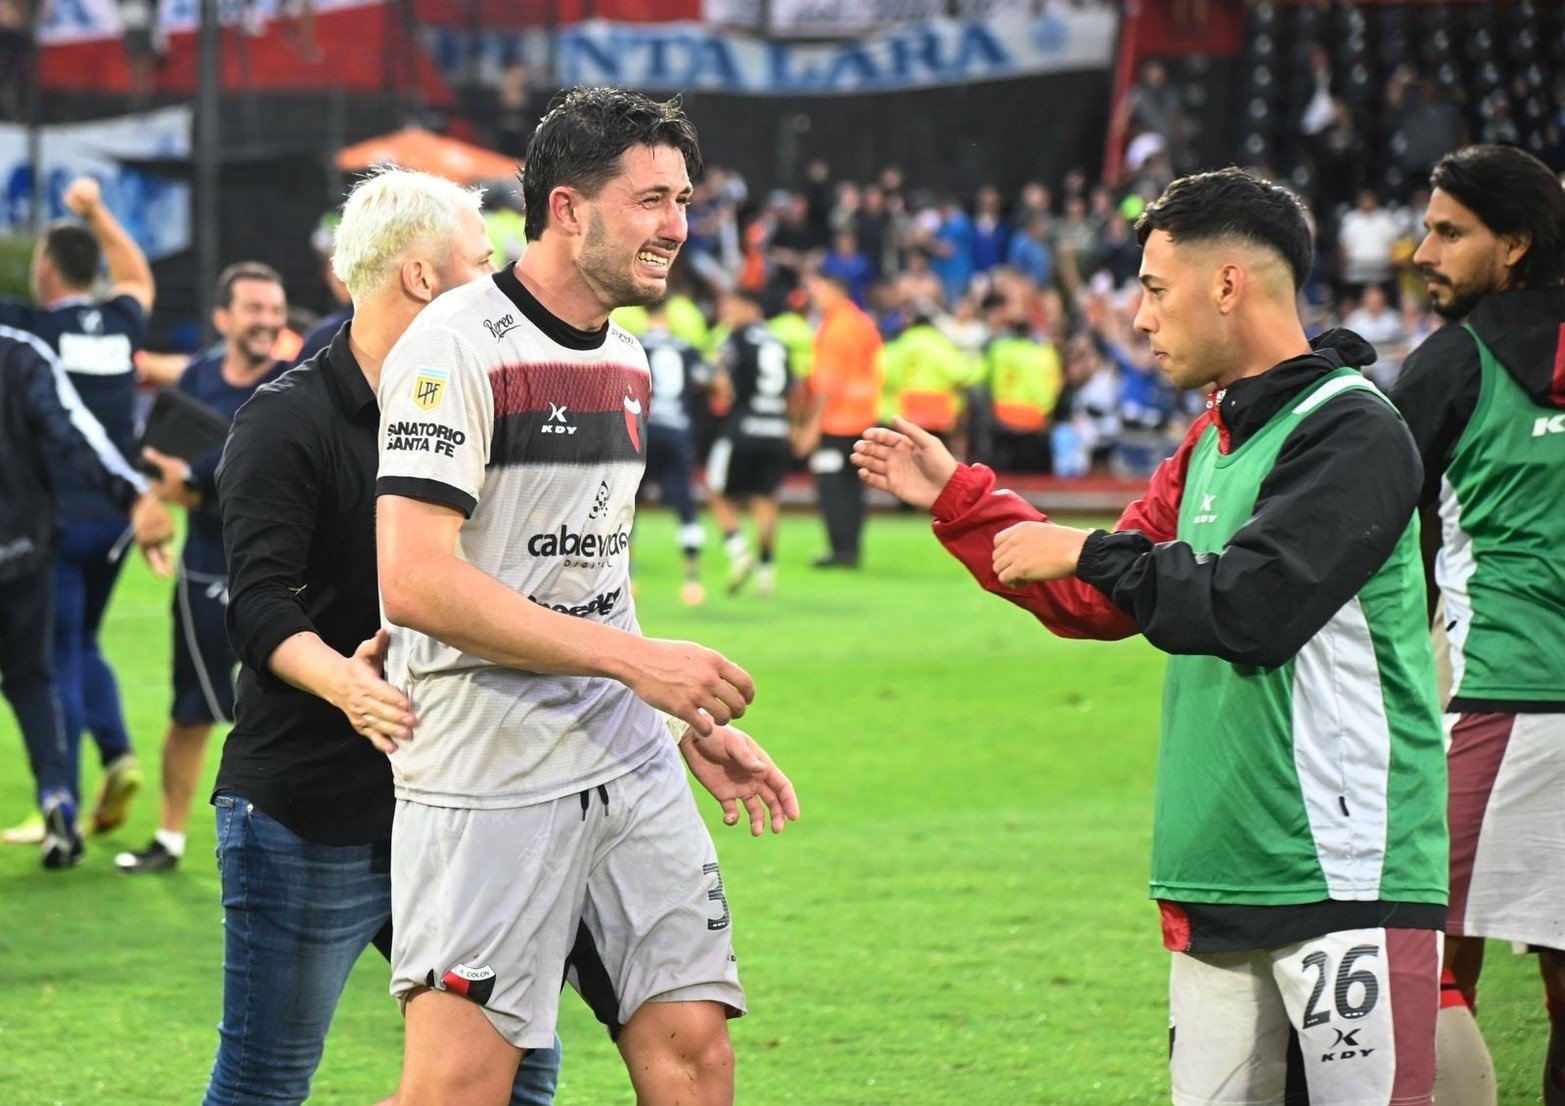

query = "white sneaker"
[[755, 565, 776, 596], [2, 811, 45, 845], [726, 549, 754, 596]]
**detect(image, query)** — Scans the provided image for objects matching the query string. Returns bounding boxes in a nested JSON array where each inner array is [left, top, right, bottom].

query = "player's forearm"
[[381, 549, 638, 682], [85, 206, 155, 308], [267, 631, 355, 706]]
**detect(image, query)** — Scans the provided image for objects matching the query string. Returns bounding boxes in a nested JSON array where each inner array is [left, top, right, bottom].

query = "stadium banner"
[[704, 0, 1033, 39], [423, 8, 1116, 96], [0, 108, 192, 261], [39, 0, 380, 44]]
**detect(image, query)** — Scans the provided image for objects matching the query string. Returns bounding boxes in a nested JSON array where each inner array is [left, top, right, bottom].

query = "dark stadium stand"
[[1238, 0, 1564, 201]]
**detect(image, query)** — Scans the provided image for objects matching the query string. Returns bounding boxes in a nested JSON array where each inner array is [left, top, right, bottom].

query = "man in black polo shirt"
[[211, 168, 794, 1105]]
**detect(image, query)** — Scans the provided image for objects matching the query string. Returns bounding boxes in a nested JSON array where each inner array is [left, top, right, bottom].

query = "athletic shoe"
[[1, 811, 45, 845], [726, 549, 755, 596], [41, 794, 85, 870], [91, 753, 144, 834], [755, 565, 776, 597], [115, 839, 179, 875], [679, 580, 707, 606]]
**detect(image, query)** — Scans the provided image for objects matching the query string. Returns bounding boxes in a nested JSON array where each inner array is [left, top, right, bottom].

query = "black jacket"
[[0, 328, 144, 582], [1080, 329, 1425, 669]]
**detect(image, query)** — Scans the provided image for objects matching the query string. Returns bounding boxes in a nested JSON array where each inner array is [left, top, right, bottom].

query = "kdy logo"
[[412, 367, 448, 412], [543, 403, 577, 435]]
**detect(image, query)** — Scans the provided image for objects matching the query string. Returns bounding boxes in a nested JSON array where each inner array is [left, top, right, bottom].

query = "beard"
[[1424, 271, 1493, 320], [238, 328, 279, 365], [580, 212, 669, 310]]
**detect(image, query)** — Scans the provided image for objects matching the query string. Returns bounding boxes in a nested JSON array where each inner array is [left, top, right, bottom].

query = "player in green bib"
[[855, 168, 1447, 1105], [1389, 144, 1565, 1106]]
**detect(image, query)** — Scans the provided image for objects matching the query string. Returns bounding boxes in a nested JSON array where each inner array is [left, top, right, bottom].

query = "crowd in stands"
[[588, 148, 1472, 481]]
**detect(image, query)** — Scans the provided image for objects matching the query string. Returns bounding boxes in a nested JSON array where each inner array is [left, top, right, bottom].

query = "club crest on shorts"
[[427, 960, 497, 1006], [412, 367, 449, 412]]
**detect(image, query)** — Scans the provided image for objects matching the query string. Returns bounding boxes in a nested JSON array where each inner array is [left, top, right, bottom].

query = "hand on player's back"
[[850, 416, 958, 512], [334, 629, 418, 755], [625, 638, 755, 737]]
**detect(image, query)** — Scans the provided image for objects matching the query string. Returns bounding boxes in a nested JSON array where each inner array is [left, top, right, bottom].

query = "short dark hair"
[[1430, 144, 1565, 288], [723, 286, 765, 309], [1135, 167, 1314, 290], [215, 261, 284, 308], [521, 87, 702, 243], [42, 221, 101, 289]]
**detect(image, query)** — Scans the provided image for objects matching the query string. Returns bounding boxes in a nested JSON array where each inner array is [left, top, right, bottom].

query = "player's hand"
[[624, 638, 754, 737], [62, 176, 102, 219], [850, 416, 957, 512], [680, 724, 799, 836], [142, 446, 201, 508], [992, 521, 1090, 587], [130, 493, 175, 578], [333, 629, 417, 754]]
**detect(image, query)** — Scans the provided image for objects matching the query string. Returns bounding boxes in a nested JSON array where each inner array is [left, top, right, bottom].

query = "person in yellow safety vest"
[[878, 314, 980, 449], [980, 301, 1063, 472], [767, 308, 815, 379], [614, 291, 712, 354]]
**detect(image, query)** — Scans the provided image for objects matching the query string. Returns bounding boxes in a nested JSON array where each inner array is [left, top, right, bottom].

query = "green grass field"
[[0, 510, 1546, 1104]]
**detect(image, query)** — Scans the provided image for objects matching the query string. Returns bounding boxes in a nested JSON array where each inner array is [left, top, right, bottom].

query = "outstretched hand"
[[850, 416, 958, 511], [680, 725, 799, 836]]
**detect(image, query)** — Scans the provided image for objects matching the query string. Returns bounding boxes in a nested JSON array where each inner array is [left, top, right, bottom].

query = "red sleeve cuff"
[[931, 463, 996, 523]]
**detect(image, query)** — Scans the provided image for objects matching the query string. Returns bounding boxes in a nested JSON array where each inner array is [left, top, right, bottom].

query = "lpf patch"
[[426, 960, 496, 1006], [412, 367, 449, 412]]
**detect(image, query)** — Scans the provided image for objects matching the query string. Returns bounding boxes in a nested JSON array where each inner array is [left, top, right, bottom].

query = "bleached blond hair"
[[332, 167, 486, 300]]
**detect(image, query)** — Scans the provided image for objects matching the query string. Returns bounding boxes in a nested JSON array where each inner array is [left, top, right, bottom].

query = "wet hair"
[[1134, 167, 1314, 290], [215, 261, 284, 309], [521, 87, 702, 243], [42, 221, 101, 289], [1429, 144, 1565, 288]]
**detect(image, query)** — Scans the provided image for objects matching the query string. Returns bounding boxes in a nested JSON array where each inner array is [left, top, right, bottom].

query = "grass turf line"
[[0, 511, 1544, 1103]]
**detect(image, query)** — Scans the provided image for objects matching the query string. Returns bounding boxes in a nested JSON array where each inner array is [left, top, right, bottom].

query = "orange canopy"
[[335, 128, 517, 184]]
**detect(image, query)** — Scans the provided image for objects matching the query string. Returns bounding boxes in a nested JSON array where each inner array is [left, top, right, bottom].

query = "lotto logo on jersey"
[[412, 367, 448, 412]]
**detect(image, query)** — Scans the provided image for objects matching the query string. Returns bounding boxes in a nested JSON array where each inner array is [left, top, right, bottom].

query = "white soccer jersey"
[[376, 267, 663, 808]]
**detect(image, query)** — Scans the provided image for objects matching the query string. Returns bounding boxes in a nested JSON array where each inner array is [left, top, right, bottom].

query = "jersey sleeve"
[[103, 294, 150, 349], [1387, 323, 1480, 510], [930, 411, 1205, 641], [376, 322, 492, 518]]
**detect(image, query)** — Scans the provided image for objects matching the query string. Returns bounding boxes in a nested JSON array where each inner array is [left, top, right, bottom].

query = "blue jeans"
[[205, 792, 561, 1105], [53, 519, 134, 797]]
